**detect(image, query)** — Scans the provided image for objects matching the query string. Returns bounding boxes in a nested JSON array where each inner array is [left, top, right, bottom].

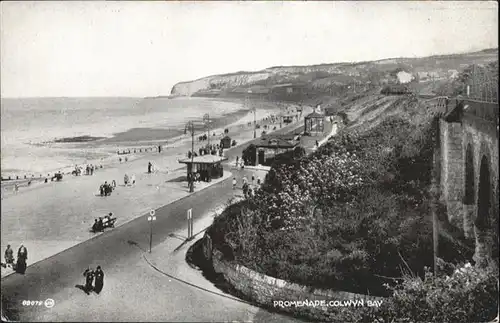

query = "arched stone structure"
[[439, 97, 498, 266], [463, 143, 475, 238], [474, 155, 493, 267]]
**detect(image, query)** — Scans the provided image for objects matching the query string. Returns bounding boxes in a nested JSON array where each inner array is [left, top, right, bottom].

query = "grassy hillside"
[[170, 48, 498, 101]]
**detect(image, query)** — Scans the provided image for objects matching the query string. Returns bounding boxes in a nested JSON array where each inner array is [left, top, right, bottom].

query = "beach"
[[0, 97, 309, 277], [0, 97, 279, 178]]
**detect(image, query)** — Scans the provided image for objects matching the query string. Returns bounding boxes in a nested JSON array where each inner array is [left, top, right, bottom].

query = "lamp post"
[[184, 121, 195, 193], [247, 90, 256, 138], [279, 101, 283, 128], [203, 113, 210, 147], [148, 210, 156, 253]]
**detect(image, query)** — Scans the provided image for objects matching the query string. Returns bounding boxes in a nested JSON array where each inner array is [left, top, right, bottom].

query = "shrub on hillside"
[[210, 113, 453, 295], [378, 263, 499, 323], [242, 144, 256, 166]]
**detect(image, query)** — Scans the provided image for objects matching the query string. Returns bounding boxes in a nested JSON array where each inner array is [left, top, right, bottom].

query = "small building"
[[254, 136, 299, 166], [304, 111, 325, 135], [381, 84, 410, 95], [281, 113, 297, 124], [220, 135, 232, 149], [178, 155, 228, 182], [324, 104, 341, 117], [253, 136, 299, 166]]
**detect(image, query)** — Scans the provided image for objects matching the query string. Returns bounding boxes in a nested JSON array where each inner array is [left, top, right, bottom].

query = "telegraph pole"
[[203, 113, 210, 147], [148, 210, 156, 253], [185, 121, 195, 193], [247, 90, 256, 138]]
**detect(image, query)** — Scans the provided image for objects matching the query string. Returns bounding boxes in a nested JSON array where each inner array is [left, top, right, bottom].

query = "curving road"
[[1, 121, 309, 322]]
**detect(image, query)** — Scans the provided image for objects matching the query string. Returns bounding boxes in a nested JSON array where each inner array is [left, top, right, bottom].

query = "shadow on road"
[[75, 284, 91, 295], [127, 240, 147, 253], [166, 176, 186, 183]]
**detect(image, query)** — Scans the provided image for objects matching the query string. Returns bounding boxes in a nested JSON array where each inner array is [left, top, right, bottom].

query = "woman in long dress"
[[94, 266, 104, 294]]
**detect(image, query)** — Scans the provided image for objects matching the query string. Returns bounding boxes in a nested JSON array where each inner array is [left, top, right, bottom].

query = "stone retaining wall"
[[203, 234, 385, 319]]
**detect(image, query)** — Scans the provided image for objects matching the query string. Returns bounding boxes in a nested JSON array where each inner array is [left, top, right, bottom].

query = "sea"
[[0, 97, 248, 178]]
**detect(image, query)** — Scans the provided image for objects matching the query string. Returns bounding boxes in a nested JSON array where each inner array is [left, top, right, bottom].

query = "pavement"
[[1, 106, 314, 322], [0, 162, 305, 322]]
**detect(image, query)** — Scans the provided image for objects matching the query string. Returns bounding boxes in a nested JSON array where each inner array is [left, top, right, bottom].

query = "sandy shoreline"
[[1, 100, 299, 194], [1, 98, 285, 181]]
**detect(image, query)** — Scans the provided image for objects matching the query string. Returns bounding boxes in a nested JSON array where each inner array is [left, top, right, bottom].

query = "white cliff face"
[[170, 72, 272, 96]]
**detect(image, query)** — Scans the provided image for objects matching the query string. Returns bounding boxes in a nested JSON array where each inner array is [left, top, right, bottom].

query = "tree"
[[242, 144, 257, 166]]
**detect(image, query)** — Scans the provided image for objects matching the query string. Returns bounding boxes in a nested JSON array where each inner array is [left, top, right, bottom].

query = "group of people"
[[197, 144, 224, 157], [235, 156, 246, 169], [82, 266, 105, 294], [99, 181, 114, 197], [74, 164, 102, 176], [232, 174, 261, 192], [91, 213, 115, 232], [85, 164, 96, 176], [123, 173, 136, 186], [3, 244, 28, 274]]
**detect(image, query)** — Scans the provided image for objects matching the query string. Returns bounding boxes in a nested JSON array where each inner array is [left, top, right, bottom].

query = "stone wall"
[[438, 98, 499, 265], [202, 234, 385, 320], [439, 118, 464, 227]]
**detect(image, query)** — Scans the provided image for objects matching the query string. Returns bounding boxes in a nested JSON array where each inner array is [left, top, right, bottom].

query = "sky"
[[1, 1, 498, 98]]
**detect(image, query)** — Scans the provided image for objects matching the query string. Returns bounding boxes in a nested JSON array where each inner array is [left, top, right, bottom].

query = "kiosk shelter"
[[220, 135, 232, 149], [178, 155, 228, 183], [253, 136, 298, 166], [304, 111, 325, 135]]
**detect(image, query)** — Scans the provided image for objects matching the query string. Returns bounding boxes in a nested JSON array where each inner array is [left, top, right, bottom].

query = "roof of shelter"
[[178, 155, 228, 165], [305, 111, 325, 119], [255, 136, 298, 149]]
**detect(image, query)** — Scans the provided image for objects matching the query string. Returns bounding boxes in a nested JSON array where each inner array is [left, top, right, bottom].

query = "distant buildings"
[[397, 71, 413, 84]]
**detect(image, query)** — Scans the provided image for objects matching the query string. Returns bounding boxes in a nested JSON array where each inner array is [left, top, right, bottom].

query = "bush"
[[211, 113, 475, 297], [377, 263, 499, 323], [242, 144, 256, 166]]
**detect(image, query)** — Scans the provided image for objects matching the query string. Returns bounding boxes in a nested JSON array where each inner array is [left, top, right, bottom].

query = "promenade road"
[[1, 170, 308, 322]]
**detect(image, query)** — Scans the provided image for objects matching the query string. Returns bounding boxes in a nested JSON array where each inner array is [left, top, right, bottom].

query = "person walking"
[[148, 162, 152, 174], [124, 174, 129, 186], [257, 176, 261, 186], [232, 177, 237, 190], [83, 267, 94, 294], [252, 174, 255, 185], [242, 176, 248, 186], [131, 174, 136, 186], [16, 244, 27, 274], [235, 156, 239, 167], [4, 245, 14, 268], [14, 184, 19, 194], [94, 266, 104, 294]]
